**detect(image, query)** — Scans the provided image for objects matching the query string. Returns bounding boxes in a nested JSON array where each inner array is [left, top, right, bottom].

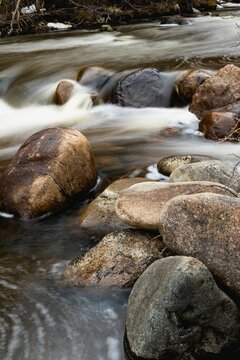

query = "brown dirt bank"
[[0, 0, 216, 37]]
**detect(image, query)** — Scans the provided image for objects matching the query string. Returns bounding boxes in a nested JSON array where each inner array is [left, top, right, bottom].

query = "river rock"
[[175, 69, 211, 104], [79, 177, 152, 232], [169, 160, 240, 192], [115, 181, 236, 230], [189, 64, 240, 120], [199, 111, 240, 141], [111, 68, 174, 108], [55, 80, 74, 105], [159, 193, 240, 297], [0, 128, 97, 218], [77, 66, 114, 91], [63, 229, 167, 287], [125, 256, 240, 360], [157, 154, 217, 176]]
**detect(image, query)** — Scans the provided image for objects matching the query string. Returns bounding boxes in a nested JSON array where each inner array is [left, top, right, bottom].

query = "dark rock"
[[159, 193, 240, 297], [115, 181, 236, 230], [77, 66, 114, 91], [0, 128, 97, 218], [111, 68, 175, 108], [199, 111, 240, 141], [63, 229, 167, 287], [125, 256, 240, 360], [160, 16, 193, 25], [189, 64, 240, 120], [157, 154, 217, 176], [169, 160, 240, 192]]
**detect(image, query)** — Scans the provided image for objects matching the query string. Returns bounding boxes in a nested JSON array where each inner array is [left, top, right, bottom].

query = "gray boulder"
[[159, 193, 240, 297], [125, 256, 240, 360], [169, 160, 240, 192]]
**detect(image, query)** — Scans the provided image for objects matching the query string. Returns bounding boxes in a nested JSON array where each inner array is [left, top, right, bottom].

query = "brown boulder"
[[159, 193, 240, 296], [0, 128, 97, 218], [115, 181, 236, 230], [189, 64, 240, 120], [55, 80, 74, 105], [199, 111, 240, 141], [175, 69, 211, 104], [79, 177, 152, 232], [63, 229, 167, 287], [111, 68, 175, 108]]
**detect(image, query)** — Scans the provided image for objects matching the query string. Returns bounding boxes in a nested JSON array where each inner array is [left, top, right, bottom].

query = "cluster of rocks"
[[55, 63, 240, 142], [61, 153, 240, 359]]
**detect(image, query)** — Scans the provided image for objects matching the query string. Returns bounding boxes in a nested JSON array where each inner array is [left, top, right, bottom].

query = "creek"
[[0, 8, 240, 360]]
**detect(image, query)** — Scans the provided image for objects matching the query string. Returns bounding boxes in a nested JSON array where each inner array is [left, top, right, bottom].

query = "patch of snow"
[[21, 4, 36, 15], [47, 22, 72, 30]]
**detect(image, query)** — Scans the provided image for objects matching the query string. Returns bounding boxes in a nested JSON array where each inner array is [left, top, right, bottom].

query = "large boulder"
[[79, 177, 152, 232], [157, 154, 217, 176], [0, 128, 97, 218], [159, 193, 240, 297], [189, 65, 240, 120], [175, 69, 212, 104], [125, 256, 240, 360], [169, 160, 240, 192], [63, 229, 167, 287], [115, 181, 236, 230], [199, 111, 240, 141], [111, 68, 175, 108]]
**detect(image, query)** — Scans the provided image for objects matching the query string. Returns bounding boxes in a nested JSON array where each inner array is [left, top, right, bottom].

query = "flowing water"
[[1, 8, 240, 360]]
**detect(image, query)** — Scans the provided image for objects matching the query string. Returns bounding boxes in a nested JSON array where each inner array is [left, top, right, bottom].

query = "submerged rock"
[[77, 66, 114, 91], [0, 128, 97, 218], [199, 111, 240, 141], [169, 160, 240, 192], [115, 181, 236, 230], [111, 68, 175, 108], [63, 229, 167, 287], [189, 64, 240, 119], [157, 154, 217, 176], [159, 193, 240, 297], [79, 177, 152, 232], [125, 256, 240, 360]]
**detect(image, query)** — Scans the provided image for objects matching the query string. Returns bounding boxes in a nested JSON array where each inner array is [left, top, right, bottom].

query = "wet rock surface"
[[199, 111, 240, 141], [111, 68, 175, 108], [175, 69, 211, 104], [63, 229, 167, 287], [169, 160, 240, 192], [159, 193, 240, 296], [157, 154, 217, 176], [189, 64, 240, 120], [125, 256, 240, 360], [79, 177, 152, 232], [116, 181, 236, 230], [0, 128, 97, 218], [77, 66, 114, 92], [55, 80, 74, 105]]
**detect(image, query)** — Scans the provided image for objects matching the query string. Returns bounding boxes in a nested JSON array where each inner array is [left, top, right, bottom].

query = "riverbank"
[[0, 0, 216, 37]]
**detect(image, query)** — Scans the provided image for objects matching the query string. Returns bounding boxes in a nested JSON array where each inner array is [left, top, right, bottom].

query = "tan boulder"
[[63, 229, 167, 287], [79, 177, 152, 232], [115, 181, 236, 230], [0, 128, 97, 218], [55, 80, 74, 105], [189, 64, 240, 120], [159, 193, 240, 296]]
